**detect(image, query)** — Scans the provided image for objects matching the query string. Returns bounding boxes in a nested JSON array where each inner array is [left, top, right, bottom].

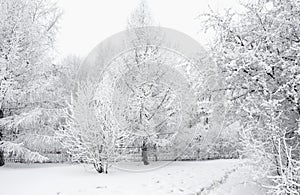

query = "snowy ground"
[[0, 159, 264, 195]]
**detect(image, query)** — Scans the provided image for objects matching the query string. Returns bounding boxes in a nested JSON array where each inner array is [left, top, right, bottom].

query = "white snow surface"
[[0, 159, 264, 195]]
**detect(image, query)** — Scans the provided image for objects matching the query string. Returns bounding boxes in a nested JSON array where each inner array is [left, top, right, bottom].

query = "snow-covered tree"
[[122, 0, 174, 165], [122, 68, 181, 164], [57, 80, 130, 173], [0, 0, 63, 165], [201, 0, 300, 193], [118, 0, 219, 164]]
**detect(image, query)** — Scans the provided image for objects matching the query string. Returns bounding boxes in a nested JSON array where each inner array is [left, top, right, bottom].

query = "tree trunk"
[[94, 161, 104, 173], [153, 144, 158, 161], [197, 149, 200, 160], [141, 140, 149, 165], [93, 160, 108, 174], [0, 151, 4, 166], [0, 109, 4, 166]]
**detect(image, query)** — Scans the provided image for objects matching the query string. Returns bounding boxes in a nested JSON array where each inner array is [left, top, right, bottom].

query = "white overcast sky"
[[55, 0, 239, 60]]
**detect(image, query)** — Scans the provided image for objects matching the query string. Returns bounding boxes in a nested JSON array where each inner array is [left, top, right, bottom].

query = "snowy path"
[[0, 159, 262, 195], [208, 164, 266, 195]]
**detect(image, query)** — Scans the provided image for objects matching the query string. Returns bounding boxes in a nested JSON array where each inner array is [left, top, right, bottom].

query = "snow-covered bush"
[[266, 137, 300, 194], [57, 80, 129, 173]]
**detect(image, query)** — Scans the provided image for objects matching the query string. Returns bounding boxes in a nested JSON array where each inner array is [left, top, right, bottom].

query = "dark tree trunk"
[[153, 144, 158, 161], [197, 149, 200, 160], [0, 151, 4, 167], [0, 109, 4, 166], [141, 140, 149, 165], [94, 161, 108, 174], [93, 158, 108, 174], [94, 162, 104, 173]]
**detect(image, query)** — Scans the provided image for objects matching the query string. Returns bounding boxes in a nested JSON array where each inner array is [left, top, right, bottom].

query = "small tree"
[[57, 80, 128, 173]]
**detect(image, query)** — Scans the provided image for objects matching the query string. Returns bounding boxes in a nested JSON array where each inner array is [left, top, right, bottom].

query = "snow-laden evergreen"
[[0, 0, 63, 164]]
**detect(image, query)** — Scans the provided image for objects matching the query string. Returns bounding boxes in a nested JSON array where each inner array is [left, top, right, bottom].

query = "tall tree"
[[202, 0, 300, 193], [0, 0, 62, 165], [122, 0, 215, 164], [123, 0, 184, 165]]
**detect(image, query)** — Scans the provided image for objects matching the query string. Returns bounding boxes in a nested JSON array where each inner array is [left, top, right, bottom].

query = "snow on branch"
[[0, 141, 48, 163]]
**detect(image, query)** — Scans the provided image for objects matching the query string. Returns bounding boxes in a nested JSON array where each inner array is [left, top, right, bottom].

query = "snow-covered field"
[[0, 159, 264, 195]]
